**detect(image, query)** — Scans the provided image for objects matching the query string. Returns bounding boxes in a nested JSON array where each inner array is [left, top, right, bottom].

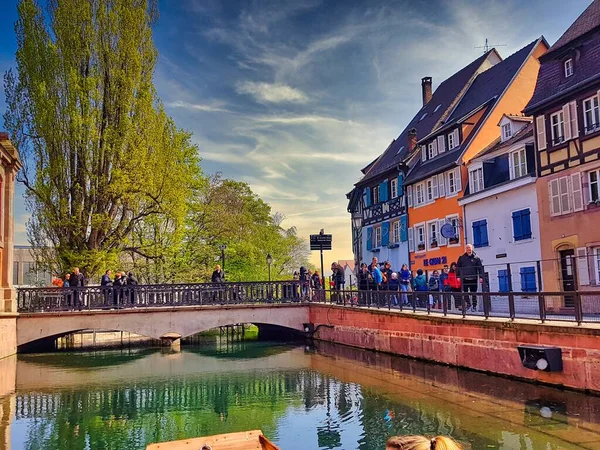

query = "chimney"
[[408, 128, 418, 151], [421, 77, 432, 106], [0, 132, 8, 141]]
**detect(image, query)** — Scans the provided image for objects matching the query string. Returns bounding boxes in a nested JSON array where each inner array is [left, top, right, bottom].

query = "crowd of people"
[[354, 244, 484, 311]]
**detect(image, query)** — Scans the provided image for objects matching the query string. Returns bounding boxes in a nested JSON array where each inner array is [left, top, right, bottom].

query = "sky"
[[0, 0, 592, 268]]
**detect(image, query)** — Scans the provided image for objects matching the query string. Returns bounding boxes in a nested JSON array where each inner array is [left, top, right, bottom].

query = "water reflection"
[[2, 340, 600, 449]]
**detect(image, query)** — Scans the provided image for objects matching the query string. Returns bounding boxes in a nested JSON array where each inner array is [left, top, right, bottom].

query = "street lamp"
[[219, 244, 227, 269], [266, 253, 273, 282]]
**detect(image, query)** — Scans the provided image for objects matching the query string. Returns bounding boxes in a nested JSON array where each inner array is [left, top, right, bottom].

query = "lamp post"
[[266, 253, 273, 282], [219, 244, 227, 270]]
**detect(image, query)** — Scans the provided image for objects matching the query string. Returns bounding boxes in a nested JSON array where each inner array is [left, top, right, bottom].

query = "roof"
[[498, 114, 532, 125], [472, 122, 534, 161], [525, 6, 600, 114], [547, 0, 600, 55], [355, 50, 498, 187], [404, 39, 542, 185]]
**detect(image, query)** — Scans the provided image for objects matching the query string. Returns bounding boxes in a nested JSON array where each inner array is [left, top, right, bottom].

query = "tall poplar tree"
[[4, 0, 201, 276]]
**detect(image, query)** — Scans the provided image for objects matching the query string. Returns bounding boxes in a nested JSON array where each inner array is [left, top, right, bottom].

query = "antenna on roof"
[[474, 38, 506, 54]]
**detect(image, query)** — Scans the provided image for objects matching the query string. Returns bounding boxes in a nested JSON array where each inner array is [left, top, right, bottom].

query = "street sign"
[[310, 234, 332, 250]]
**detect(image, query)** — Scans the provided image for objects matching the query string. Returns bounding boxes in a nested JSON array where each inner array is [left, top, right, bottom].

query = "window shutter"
[[480, 220, 489, 246], [522, 209, 532, 239], [571, 172, 584, 211], [381, 221, 390, 246], [400, 215, 408, 242], [455, 169, 462, 191], [437, 135, 446, 154], [408, 227, 414, 252], [407, 185, 413, 207], [421, 145, 427, 162], [438, 173, 445, 197], [549, 179, 560, 216], [432, 139, 438, 157], [453, 129, 460, 147], [397, 174, 404, 197], [559, 176, 571, 214], [366, 227, 373, 251], [438, 219, 447, 246], [380, 180, 389, 202], [576, 247, 590, 286], [563, 103, 572, 140], [520, 267, 537, 292], [364, 188, 371, 207], [569, 101, 579, 138], [512, 211, 522, 241], [498, 270, 509, 292], [508, 152, 514, 179], [536, 115, 547, 151], [472, 221, 480, 247], [432, 175, 439, 199]]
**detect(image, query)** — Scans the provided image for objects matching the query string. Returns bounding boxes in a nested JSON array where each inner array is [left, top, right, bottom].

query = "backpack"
[[429, 277, 439, 290]]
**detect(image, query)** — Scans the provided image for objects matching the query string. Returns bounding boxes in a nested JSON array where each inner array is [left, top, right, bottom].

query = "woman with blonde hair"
[[385, 435, 462, 450]]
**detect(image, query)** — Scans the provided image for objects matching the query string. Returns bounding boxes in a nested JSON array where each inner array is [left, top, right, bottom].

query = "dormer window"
[[447, 129, 460, 150], [434, 104, 441, 112], [420, 112, 428, 121], [427, 141, 437, 159], [564, 58, 573, 78], [501, 123, 512, 141], [469, 166, 484, 193]]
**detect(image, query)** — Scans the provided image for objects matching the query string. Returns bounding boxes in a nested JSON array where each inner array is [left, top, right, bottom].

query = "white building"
[[459, 117, 543, 293]]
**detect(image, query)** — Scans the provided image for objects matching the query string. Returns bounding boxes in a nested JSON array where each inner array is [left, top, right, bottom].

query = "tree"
[[4, 0, 200, 277]]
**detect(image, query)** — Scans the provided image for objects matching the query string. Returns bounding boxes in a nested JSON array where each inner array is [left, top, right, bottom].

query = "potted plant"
[[417, 243, 426, 251], [449, 237, 459, 245]]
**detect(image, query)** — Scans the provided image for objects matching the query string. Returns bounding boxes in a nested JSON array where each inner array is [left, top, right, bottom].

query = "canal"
[[3, 338, 600, 449]]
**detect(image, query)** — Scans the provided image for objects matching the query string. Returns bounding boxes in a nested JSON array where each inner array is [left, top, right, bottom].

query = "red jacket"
[[447, 272, 461, 289]]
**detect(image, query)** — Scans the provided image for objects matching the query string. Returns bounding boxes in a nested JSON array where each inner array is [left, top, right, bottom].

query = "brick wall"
[[310, 305, 600, 393]]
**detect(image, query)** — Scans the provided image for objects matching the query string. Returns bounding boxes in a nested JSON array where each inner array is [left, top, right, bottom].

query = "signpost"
[[310, 230, 332, 288]]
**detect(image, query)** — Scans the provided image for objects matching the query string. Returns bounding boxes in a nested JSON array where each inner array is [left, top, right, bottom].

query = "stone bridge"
[[17, 303, 309, 350]]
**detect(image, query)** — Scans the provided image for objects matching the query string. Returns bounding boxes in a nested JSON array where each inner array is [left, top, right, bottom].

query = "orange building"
[[404, 38, 548, 275]]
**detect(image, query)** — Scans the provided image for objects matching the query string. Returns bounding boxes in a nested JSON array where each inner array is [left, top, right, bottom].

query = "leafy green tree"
[[4, 0, 200, 277]]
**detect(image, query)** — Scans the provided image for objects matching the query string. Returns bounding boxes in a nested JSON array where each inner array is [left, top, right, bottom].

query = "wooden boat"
[[146, 429, 280, 450]]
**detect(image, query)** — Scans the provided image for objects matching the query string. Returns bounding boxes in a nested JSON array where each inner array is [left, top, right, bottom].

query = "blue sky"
[[0, 0, 591, 265]]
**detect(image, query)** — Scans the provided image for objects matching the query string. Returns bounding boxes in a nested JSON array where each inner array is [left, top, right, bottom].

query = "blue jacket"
[[413, 274, 427, 291], [399, 269, 411, 285], [372, 266, 383, 284]]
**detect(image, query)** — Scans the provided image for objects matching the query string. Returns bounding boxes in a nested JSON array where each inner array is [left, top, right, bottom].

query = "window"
[[420, 112, 427, 121], [396, 145, 405, 155], [434, 104, 441, 112], [428, 141, 437, 159], [373, 185, 380, 204], [502, 123, 512, 140], [590, 170, 599, 202], [390, 178, 398, 199], [415, 224, 426, 251], [426, 179, 434, 202], [472, 219, 488, 248], [512, 208, 532, 241], [447, 129, 459, 150], [510, 148, 527, 179], [469, 167, 484, 193], [428, 221, 438, 249], [564, 58, 573, 78], [392, 220, 400, 243], [550, 111, 565, 145], [520, 267, 537, 292], [13, 261, 19, 286], [498, 269, 509, 293], [549, 175, 584, 216], [374, 226, 382, 248], [595, 248, 600, 285], [447, 215, 460, 245], [584, 95, 600, 134], [447, 168, 460, 195], [415, 183, 424, 205]]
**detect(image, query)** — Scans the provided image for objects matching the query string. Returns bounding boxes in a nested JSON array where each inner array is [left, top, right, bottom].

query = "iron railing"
[[16, 282, 600, 324]]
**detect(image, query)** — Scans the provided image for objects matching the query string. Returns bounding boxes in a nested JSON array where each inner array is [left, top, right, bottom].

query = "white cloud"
[[236, 81, 308, 103], [166, 100, 231, 113]]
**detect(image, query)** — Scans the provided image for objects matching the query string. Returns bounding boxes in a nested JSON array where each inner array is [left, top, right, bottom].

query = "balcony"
[[362, 195, 405, 226]]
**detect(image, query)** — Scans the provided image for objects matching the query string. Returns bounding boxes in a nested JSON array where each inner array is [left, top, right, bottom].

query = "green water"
[[4, 340, 600, 450]]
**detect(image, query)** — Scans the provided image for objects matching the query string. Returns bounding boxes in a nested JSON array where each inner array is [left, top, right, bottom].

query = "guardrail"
[[16, 283, 600, 324]]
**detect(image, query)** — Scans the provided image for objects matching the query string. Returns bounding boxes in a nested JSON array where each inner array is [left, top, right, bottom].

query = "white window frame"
[[583, 95, 600, 135], [510, 148, 527, 180], [446, 214, 461, 247], [428, 141, 437, 159], [415, 223, 426, 252], [595, 247, 600, 285], [501, 123, 512, 141], [564, 58, 573, 78], [390, 178, 398, 199], [392, 220, 400, 243], [373, 185, 380, 204], [427, 220, 439, 250], [426, 179, 434, 202], [415, 182, 425, 206], [446, 168, 461, 196], [374, 226, 382, 248], [469, 166, 484, 193], [590, 169, 600, 203], [447, 129, 459, 150], [550, 111, 565, 145]]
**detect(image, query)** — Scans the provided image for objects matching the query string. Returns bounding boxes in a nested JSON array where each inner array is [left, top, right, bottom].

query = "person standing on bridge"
[[70, 267, 85, 310], [456, 244, 484, 312], [211, 264, 225, 283], [101, 270, 113, 308]]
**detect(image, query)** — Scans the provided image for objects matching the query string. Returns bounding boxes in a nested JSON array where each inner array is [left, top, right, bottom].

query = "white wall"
[[463, 182, 542, 292]]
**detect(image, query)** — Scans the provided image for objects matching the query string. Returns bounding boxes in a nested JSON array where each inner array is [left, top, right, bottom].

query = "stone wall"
[[310, 305, 600, 393], [0, 315, 16, 359]]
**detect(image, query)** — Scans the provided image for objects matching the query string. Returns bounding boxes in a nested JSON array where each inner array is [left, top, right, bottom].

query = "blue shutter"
[[512, 211, 523, 241], [522, 210, 532, 239], [397, 174, 404, 197], [364, 188, 371, 207], [480, 220, 488, 246], [366, 227, 373, 251], [381, 221, 390, 246], [472, 222, 481, 247], [400, 215, 408, 242], [380, 180, 389, 202], [498, 270, 509, 292], [472, 220, 488, 248], [520, 267, 537, 292]]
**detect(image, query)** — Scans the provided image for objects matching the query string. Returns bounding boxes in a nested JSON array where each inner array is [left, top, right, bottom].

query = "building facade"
[[459, 119, 543, 292], [13, 246, 53, 287], [405, 38, 548, 277], [524, 1, 600, 296]]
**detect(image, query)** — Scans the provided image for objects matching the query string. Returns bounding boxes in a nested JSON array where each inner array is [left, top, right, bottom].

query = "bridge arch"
[[17, 304, 310, 349]]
